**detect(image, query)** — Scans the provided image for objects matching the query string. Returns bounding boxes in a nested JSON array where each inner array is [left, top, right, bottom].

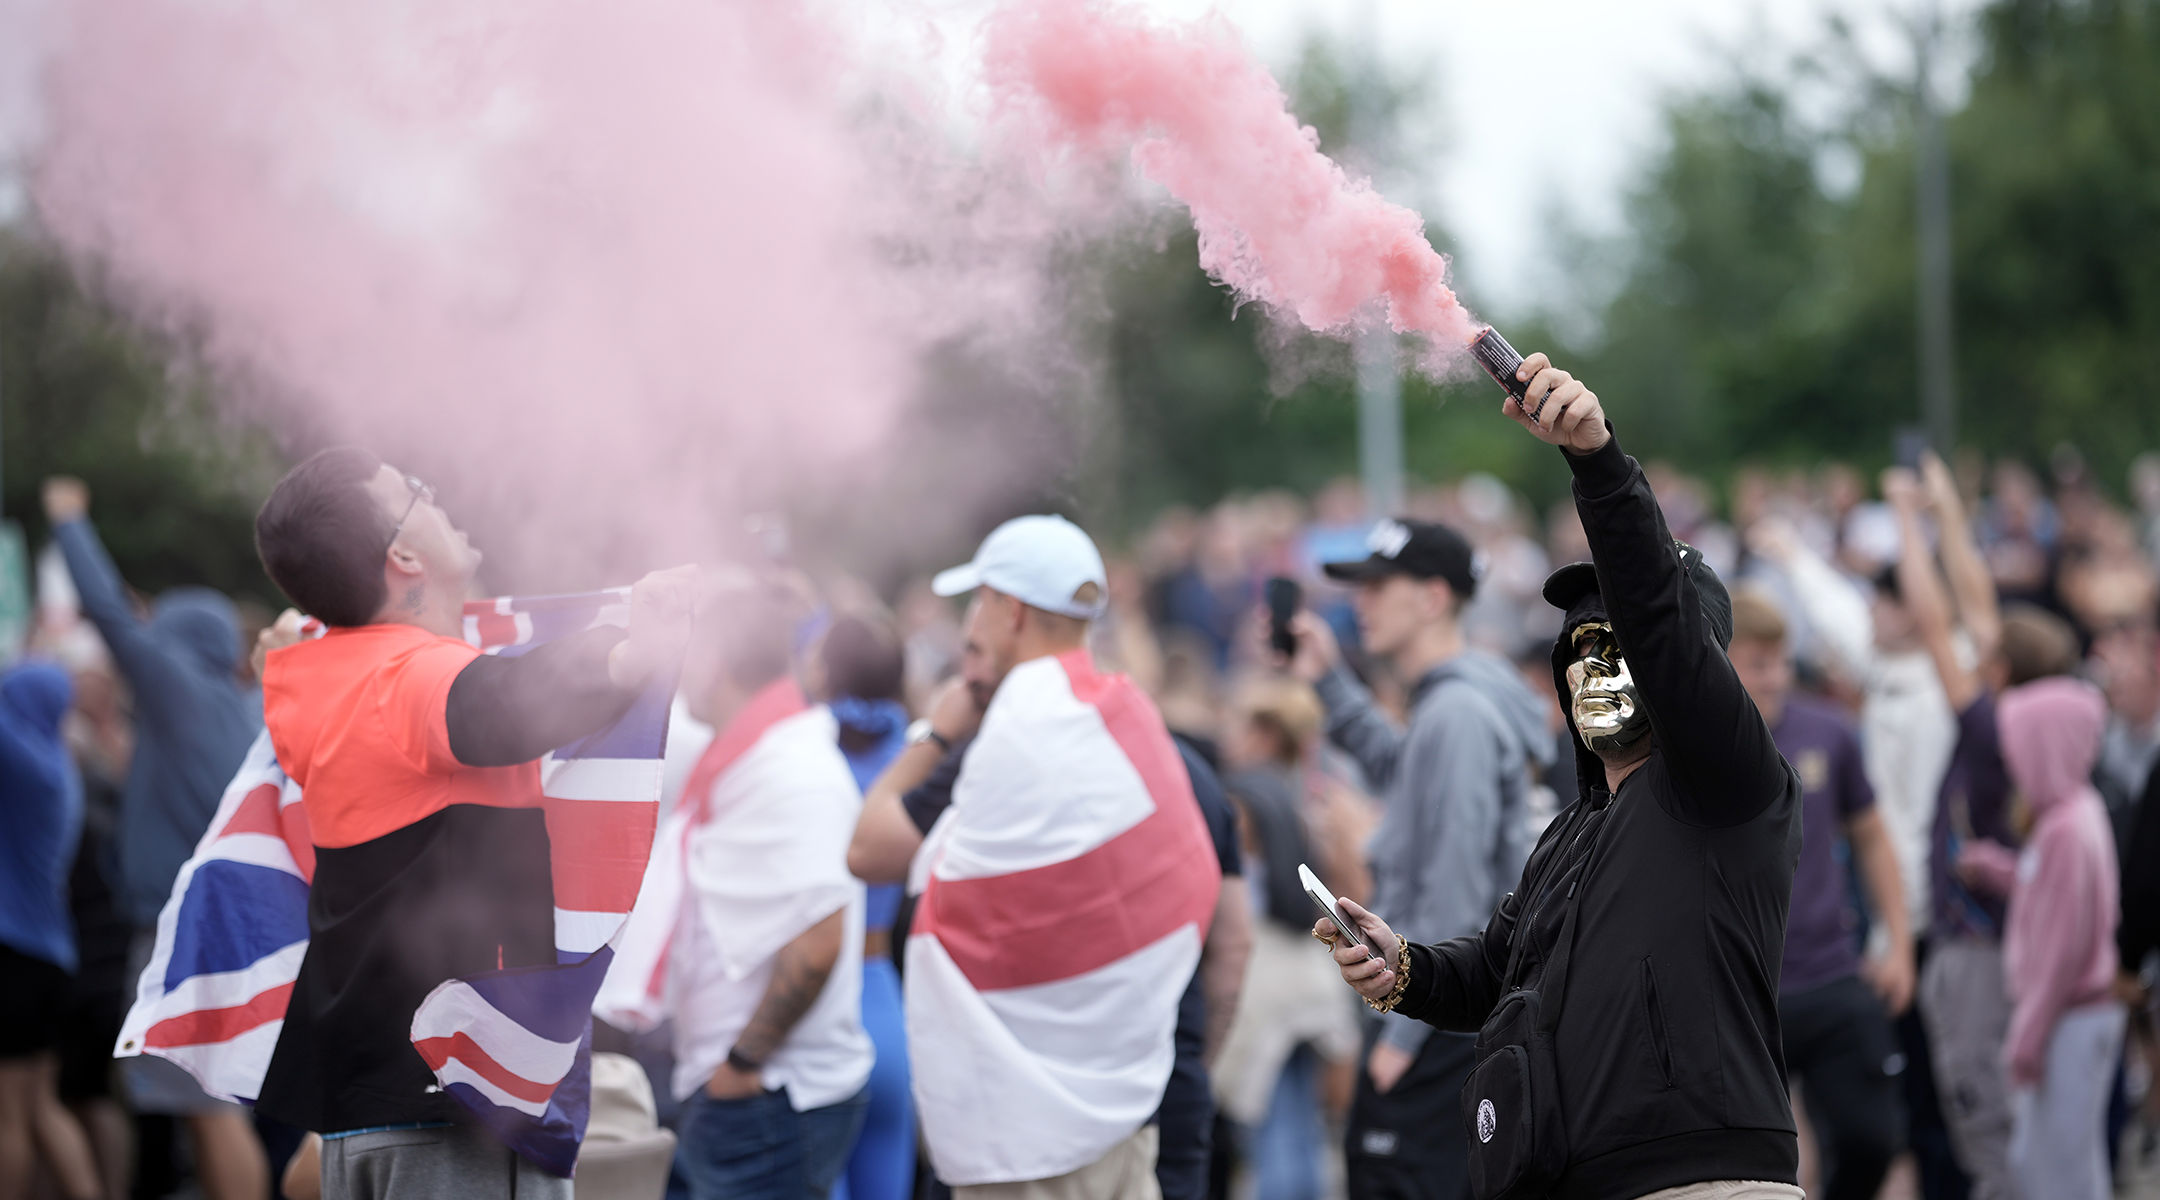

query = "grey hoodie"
[[1315, 649, 1555, 1054], [54, 519, 262, 928]]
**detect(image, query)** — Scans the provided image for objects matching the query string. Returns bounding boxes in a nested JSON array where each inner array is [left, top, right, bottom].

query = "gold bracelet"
[[1366, 935, 1411, 1013]]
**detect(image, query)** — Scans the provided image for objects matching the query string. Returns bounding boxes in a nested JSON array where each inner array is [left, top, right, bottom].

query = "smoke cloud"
[[982, 0, 1481, 375], [16, 0, 1480, 592], [27, 0, 1036, 589]]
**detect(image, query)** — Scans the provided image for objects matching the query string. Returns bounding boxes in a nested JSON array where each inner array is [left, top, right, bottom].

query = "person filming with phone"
[[1315, 352, 1803, 1200], [1283, 519, 1554, 1200]]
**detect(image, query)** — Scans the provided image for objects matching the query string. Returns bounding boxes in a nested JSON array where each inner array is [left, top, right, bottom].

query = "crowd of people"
[[1, 393, 2157, 1200]]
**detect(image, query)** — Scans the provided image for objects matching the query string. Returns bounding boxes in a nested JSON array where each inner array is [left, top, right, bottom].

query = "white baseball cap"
[[931, 515, 1109, 620]]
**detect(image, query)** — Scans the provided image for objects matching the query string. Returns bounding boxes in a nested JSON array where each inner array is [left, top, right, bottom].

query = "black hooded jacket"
[[1389, 429, 1802, 1200]]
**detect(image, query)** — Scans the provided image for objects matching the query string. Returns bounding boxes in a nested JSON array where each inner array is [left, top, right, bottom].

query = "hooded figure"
[[0, 662, 82, 974], [1955, 677, 2122, 1200], [1349, 419, 1802, 1200], [53, 516, 262, 928], [1540, 549, 1734, 804]]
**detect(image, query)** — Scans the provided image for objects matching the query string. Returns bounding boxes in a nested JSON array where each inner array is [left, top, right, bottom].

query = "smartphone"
[[1299, 863, 1377, 960], [1265, 577, 1301, 659], [1894, 427, 1930, 471]]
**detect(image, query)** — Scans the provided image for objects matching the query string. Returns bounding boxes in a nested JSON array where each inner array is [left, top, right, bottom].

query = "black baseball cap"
[[1322, 518, 1480, 600], [1542, 539, 1733, 649]]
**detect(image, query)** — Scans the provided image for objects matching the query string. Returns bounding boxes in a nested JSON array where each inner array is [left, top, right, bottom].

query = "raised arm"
[[445, 625, 639, 766], [1749, 518, 1874, 679], [848, 679, 980, 883], [45, 480, 187, 702], [1920, 451, 2001, 661], [1503, 355, 1785, 824], [1290, 612, 1407, 790], [1884, 469, 1980, 712], [445, 567, 694, 766]]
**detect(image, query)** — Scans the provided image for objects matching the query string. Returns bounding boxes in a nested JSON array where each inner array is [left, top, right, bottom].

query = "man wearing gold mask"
[[1317, 352, 1804, 1200]]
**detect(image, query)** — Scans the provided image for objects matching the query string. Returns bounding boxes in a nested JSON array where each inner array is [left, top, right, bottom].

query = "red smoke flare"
[[984, 0, 1480, 370]]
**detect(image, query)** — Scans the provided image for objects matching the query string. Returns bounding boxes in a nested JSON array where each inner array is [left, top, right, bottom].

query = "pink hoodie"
[[1962, 678, 2119, 1087]]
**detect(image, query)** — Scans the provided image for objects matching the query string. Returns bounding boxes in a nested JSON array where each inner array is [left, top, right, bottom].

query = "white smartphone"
[[1299, 863, 1377, 960]]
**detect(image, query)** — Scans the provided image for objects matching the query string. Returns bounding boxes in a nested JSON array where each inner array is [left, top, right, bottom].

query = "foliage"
[[1564, 0, 2160, 492], [1091, 0, 2160, 529], [0, 233, 288, 606], [1083, 30, 1570, 532]]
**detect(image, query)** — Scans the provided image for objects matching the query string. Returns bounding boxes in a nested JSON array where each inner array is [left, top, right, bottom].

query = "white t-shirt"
[[668, 706, 873, 1110]]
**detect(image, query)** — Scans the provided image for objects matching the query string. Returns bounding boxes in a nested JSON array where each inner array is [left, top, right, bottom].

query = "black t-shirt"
[[1155, 737, 1240, 1197], [257, 627, 638, 1133], [901, 734, 976, 835]]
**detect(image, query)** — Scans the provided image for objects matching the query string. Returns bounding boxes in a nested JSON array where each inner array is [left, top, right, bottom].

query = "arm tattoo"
[[732, 911, 843, 1064]]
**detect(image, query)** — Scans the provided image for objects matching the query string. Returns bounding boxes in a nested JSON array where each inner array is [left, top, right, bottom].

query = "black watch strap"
[[726, 1047, 763, 1075]]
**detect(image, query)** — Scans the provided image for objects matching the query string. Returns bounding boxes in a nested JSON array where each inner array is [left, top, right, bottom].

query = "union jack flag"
[[114, 591, 670, 1177]]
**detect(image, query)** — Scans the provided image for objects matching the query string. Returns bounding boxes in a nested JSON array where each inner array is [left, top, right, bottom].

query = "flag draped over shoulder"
[[594, 678, 805, 1035], [904, 650, 1222, 1187], [115, 591, 670, 1177]]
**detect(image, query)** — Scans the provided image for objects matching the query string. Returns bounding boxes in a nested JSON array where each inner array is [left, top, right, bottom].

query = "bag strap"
[[1529, 798, 1613, 1036], [1497, 804, 1578, 987]]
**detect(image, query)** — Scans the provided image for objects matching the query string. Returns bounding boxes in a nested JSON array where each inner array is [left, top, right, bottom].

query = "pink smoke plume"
[[983, 0, 1480, 369], [27, 0, 1000, 588]]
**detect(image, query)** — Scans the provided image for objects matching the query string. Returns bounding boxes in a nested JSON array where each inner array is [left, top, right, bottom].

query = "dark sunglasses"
[[386, 475, 436, 548]]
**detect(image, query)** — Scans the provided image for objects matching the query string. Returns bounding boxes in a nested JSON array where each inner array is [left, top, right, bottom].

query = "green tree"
[[0, 232, 288, 606], [1083, 30, 1559, 531], [1562, 0, 2160, 490]]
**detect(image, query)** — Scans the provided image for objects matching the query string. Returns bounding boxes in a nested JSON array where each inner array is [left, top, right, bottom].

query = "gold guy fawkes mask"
[[1565, 621, 1650, 753]]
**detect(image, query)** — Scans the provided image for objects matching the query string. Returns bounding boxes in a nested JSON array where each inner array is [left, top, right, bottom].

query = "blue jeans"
[[677, 1085, 869, 1200]]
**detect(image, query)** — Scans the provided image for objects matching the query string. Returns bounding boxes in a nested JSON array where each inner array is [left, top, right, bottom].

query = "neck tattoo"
[[399, 584, 426, 615]]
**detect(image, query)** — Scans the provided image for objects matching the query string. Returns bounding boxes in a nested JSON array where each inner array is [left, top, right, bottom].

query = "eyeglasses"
[[386, 475, 435, 549]]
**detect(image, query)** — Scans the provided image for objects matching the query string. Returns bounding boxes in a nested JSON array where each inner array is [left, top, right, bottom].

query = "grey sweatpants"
[[2009, 1002, 2127, 1200], [322, 1124, 570, 1200], [1919, 937, 2017, 1200]]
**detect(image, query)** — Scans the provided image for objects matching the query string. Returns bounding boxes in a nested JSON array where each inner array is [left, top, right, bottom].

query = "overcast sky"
[[3, 0, 1988, 315], [1115, 0, 1990, 318]]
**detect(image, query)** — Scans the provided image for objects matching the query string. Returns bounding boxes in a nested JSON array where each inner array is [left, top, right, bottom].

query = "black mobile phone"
[[1265, 577, 1301, 658], [1894, 427, 1930, 471]]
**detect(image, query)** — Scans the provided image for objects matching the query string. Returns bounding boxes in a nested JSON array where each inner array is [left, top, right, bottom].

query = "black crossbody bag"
[[1459, 803, 1609, 1200]]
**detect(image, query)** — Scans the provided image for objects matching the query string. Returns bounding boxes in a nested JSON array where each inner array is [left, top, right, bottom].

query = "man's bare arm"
[[1846, 809, 1915, 1014], [1885, 470, 1980, 711], [850, 679, 983, 884], [734, 908, 845, 1065], [848, 743, 940, 883], [1920, 452, 2001, 660], [1200, 878, 1253, 1067]]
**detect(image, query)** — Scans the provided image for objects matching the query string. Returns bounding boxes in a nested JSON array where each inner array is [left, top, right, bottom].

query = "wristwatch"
[[906, 719, 951, 752]]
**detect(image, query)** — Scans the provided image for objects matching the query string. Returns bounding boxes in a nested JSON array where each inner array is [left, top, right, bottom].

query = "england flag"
[[904, 650, 1221, 1187]]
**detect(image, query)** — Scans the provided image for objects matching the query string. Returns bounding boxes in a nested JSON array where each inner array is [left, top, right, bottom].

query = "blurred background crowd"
[[7, 430, 2160, 1199], [2, 0, 2159, 1195]]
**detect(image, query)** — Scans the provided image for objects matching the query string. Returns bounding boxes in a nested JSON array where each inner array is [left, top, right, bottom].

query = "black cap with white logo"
[[1322, 518, 1482, 600]]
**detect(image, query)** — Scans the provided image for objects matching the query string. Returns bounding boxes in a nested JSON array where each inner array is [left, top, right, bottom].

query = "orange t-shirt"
[[263, 624, 540, 849]]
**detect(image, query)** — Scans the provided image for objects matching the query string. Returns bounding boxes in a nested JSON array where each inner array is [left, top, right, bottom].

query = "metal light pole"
[[1357, 327, 1404, 518], [1914, 0, 1958, 454]]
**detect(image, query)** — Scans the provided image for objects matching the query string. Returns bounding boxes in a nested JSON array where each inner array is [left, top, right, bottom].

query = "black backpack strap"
[[1531, 799, 1612, 1036]]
